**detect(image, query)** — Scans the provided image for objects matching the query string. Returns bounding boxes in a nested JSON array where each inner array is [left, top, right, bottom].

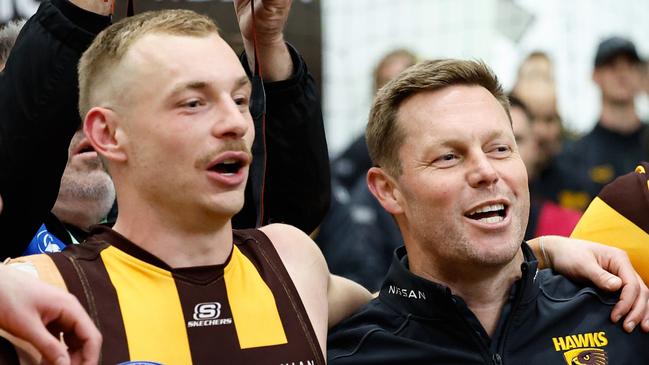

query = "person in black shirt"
[[329, 59, 649, 365], [557, 36, 647, 211]]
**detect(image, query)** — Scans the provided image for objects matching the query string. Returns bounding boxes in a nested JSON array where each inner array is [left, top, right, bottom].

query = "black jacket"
[[328, 244, 649, 364], [547, 123, 649, 211], [0, 0, 329, 257]]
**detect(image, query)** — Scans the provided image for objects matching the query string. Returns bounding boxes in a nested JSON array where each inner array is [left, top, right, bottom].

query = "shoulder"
[[328, 299, 409, 363], [536, 269, 618, 306], [4, 254, 67, 290], [258, 223, 328, 275]]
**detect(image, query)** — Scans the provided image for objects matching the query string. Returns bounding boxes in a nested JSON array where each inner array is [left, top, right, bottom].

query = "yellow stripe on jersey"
[[101, 246, 192, 363], [224, 245, 288, 349], [572, 197, 649, 283]]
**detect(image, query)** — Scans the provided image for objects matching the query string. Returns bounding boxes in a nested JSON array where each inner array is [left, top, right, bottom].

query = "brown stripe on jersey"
[[598, 163, 649, 233], [57, 239, 130, 364], [233, 229, 325, 365], [173, 269, 243, 363]]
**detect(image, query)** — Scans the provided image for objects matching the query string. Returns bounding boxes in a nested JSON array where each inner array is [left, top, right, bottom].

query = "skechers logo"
[[552, 331, 608, 364], [387, 285, 426, 300], [187, 302, 232, 328]]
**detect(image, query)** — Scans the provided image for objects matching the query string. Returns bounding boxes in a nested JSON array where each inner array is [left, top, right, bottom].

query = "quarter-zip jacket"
[[328, 243, 649, 364]]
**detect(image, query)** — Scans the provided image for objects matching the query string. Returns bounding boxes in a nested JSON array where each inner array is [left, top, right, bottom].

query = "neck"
[[409, 246, 524, 337], [112, 195, 233, 268], [600, 99, 640, 134]]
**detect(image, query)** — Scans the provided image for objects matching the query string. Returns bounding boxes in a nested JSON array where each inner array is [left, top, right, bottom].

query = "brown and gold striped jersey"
[[6, 226, 324, 365], [572, 162, 649, 283]]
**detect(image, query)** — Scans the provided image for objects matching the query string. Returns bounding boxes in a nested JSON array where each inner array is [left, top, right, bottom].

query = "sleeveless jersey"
[[7, 226, 324, 365]]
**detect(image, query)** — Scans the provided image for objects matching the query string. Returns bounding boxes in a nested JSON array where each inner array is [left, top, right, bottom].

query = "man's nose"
[[211, 98, 250, 139], [466, 153, 499, 188]]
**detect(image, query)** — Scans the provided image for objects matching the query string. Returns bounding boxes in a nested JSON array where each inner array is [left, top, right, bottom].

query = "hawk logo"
[[552, 332, 608, 365], [563, 348, 607, 364]]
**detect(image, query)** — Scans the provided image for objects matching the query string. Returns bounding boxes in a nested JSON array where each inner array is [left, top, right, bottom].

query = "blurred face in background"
[[517, 55, 553, 84], [510, 105, 539, 181], [374, 51, 417, 92], [514, 81, 562, 167], [593, 55, 643, 105], [642, 61, 649, 96], [51, 129, 116, 228]]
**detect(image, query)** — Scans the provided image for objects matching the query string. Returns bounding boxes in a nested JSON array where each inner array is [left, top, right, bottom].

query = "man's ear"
[[367, 167, 404, 215], [83, 107, 127, 163]]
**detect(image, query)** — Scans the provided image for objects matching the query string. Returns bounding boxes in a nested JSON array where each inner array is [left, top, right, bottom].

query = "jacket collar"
[[378, 242, 540, 319]]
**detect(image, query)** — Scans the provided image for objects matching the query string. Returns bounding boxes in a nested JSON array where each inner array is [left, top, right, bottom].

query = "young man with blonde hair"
[[2, 7, 648, 365], [0, 8, 369, 364], [329, 59, 649, 364]]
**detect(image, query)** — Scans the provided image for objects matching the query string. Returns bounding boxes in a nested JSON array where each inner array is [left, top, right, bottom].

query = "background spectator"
[[0, 19, 24, 71]]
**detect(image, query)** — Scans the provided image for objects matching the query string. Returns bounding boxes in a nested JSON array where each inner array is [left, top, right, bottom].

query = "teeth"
[[221, 159, 238, 165], [469, 203, 504, 215], [478, 216, 504, 224]]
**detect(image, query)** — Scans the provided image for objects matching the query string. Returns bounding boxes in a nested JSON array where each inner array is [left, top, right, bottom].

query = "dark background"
[[2, 0, 322, 88]]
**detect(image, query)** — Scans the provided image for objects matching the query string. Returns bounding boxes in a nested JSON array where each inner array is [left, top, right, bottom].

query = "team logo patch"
[[24, 224, 66, 255], [562, 348, 607, 364], [552, 332, 608, 365]]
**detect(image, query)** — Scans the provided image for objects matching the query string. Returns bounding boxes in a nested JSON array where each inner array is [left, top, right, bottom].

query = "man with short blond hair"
[[328, 59, 649, 364], [1, 9, 370, 364]]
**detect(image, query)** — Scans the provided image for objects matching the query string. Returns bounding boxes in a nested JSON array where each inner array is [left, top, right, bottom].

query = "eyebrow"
[[167, 76, 251, 99], [426, 129, 510, 148]]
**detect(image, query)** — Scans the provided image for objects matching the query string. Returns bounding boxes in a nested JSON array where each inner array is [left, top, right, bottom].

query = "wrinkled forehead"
[[397, 85, 510, 136]]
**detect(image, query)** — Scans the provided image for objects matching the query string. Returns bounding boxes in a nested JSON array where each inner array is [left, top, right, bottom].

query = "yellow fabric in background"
[[571, 197, 649, 284]]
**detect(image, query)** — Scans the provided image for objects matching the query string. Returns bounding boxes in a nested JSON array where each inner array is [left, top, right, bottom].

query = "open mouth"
[[209, 158, 244, 175], [77, 145, 95, 154], [465, 203, 507, 224], [73, 138, 96, 156]]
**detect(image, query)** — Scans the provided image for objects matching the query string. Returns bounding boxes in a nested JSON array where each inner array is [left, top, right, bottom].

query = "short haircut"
[[78, 9, 219, 118], [0, 19, 26, 67], [366, 59, 510, 176]]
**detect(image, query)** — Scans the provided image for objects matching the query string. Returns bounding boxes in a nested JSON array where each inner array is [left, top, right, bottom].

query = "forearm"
[[263, 46, 330, 233], [238, 44, 330, 232], [242, 37, 293, 82]]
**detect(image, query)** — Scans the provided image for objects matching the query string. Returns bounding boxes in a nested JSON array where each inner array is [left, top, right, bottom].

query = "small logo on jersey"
[[279, 361, 316, 365], [589, 165, 614, 185], [552, 332, 608, 364], [193, 302, 221, 320], [187, 302, 232, 328], [37, 229, 63, 253], [25, 224, 66, 255], [387, 285, 426, 300], [117, 361, 163, 365]]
